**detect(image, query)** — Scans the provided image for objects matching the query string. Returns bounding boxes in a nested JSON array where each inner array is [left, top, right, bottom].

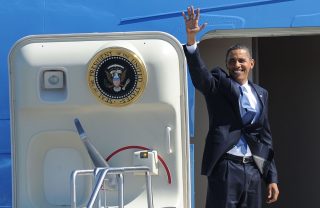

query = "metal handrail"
[[71, 169, 95, 208], [71, 166, 154, 208]]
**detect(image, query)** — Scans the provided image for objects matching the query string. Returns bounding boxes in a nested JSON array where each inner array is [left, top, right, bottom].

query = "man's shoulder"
[[251, 82, 269, 95], [210, 67, 229, 77]]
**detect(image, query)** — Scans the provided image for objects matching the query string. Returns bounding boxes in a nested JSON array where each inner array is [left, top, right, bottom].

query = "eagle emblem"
[[105, 64, 130, 92]]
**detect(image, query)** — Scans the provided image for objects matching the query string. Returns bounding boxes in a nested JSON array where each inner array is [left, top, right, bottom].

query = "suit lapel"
[[229, 80, 242, 122], [249, 81, 265, 123], [216, 69, 242, 121]]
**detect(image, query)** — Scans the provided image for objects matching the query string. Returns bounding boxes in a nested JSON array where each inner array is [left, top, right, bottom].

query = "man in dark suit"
[[182, 6, 279, 208]]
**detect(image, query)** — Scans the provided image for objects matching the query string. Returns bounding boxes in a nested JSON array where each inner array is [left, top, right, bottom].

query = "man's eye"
[[228, 58, 249, 65]]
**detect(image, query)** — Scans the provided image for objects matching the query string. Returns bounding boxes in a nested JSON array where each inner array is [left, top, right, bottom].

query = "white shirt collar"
[[232, 80, 250, 91], [241, 81, 250, 92]]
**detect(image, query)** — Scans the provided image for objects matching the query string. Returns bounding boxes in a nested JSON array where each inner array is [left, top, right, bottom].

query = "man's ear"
[[250, 58, 255, 69]]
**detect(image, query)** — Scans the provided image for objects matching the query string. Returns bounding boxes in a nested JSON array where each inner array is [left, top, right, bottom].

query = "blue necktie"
[[237, 86, 256, 154]]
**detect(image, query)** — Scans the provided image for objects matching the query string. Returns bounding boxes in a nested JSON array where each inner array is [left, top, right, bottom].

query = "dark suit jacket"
[[184, 46, 278, 184]]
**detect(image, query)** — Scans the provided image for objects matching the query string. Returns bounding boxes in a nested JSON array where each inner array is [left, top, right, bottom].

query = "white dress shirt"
[[227, 81, 261, 156]]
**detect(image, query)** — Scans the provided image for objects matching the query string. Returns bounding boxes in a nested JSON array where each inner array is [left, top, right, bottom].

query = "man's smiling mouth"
[[232, 69, 244, 74]]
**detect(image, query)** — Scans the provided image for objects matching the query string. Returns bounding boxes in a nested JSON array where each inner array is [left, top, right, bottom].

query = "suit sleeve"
[[262, 91, 279, 184], [183, 45, 221, 95]]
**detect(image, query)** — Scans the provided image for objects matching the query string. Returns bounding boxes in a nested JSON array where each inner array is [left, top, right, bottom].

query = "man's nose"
[[235, 61, 241, 67]]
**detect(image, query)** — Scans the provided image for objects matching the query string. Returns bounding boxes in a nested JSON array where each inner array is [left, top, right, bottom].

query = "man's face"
[[226, 49, 254, 85]]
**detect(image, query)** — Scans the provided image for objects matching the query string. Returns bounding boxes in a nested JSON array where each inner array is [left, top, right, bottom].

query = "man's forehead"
[[227, 49, 251, 59]]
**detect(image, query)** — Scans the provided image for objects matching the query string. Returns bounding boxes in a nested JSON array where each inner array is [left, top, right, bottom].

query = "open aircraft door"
[[9, 32, 190, 208]]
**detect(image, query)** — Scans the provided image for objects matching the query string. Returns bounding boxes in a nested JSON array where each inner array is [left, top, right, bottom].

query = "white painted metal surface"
[[9, 32, 190, 208]]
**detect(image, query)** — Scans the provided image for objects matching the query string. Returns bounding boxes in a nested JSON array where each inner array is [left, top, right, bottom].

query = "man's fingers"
[[199, 23, 207, 31], [195, 8, 200, 20], [190, 6, 194, 17], [268, 187, 272, 198], [266, 188, 274, 203], [184, 6, 206, 34], [187, 6, 192, 16], [186, 6, 195, 20], [182, 12, 187, 21], [267, 195, 277, 204]]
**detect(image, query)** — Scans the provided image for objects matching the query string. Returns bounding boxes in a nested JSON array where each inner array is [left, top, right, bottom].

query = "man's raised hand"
[[182, 6, 207, 45]]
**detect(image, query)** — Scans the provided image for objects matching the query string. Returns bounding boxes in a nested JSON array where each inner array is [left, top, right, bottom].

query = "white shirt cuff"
[[186, 42, 197, 54]]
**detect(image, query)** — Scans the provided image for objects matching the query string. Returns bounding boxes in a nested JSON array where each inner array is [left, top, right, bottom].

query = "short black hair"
[[225, 44, 252, 62]]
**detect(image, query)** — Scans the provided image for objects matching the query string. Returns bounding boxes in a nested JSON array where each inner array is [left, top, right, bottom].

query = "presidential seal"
[[87, 47, 147, 106]]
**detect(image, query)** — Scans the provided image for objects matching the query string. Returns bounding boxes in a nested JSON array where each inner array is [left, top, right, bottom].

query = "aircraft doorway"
[[192, 34, 320, 208]]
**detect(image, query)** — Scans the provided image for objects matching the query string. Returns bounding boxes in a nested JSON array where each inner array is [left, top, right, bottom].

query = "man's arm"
[[263, 90, 279, 203], [183, 6, 218, 94]]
